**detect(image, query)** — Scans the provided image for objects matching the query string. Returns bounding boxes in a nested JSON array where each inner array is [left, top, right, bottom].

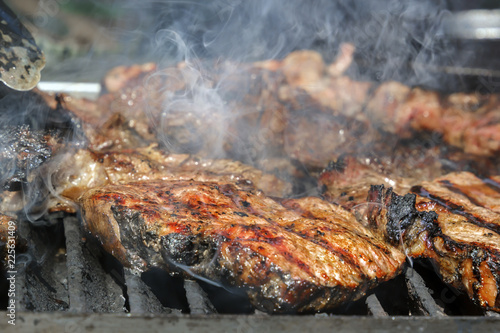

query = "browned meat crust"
[[50, 144, 292, 214], [80, 180, 404, 313], [366, 172, 500, 312]]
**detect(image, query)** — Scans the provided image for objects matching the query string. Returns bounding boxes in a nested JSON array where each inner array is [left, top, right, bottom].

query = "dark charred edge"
[[411, 185, 500, 235], [367, 185, 438, 245], [471, 252, 500, 312], [160, 233, 219, 269], [112, 205, 163, 270], [242, 266, 364, 314], [324, 156, 347, 173], [490, 260, 500, 311]]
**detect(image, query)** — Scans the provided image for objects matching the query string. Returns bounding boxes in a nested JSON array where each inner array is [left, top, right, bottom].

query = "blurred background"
[[4, 0, 500, 92]]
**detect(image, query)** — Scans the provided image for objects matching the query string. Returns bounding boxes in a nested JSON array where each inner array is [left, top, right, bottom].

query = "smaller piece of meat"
[[318, 142, 500, 210], [366, 172, 500, 313], [281, 50, 325, 88], [102, 63, 157, 93]]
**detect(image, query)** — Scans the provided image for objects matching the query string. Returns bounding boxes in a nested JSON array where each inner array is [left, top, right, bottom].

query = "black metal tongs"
[[0, 0, 45, 91]]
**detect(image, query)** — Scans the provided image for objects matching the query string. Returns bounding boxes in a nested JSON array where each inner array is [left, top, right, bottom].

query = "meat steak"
[[367, 172, 500, 312], [80, 180, 404, 313]]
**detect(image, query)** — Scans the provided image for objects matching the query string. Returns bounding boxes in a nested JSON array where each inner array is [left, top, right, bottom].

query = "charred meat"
[[80, 180, 404, 313], [0, 124, 69, 192], [366, 172, 500, 312]]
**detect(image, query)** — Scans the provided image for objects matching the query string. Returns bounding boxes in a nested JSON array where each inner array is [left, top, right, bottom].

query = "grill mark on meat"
[[482, 177, 500, 194], [205, 224, 321, 283], [204, 189, 340, 280], [283, 197, 394, 271], [142, 185, 321, 280], [438, 177, 500, 215], [411, 185, 500, 235], [438, 179, 486, 208], [81, 180, 404, 312], [281, 223, 369, 282], [368, 183, 500, 312]]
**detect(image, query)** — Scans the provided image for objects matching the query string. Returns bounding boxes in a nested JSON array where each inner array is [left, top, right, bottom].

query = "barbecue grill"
[[1, 214, 499, 332], [2, 1, 500, 332]]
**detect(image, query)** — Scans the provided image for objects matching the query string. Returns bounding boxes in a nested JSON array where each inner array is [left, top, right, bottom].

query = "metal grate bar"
[[183, 280, 216, 314], [254, 310, 269, 315], [124, 269, 167, 314], [405, 267, 445, 317], [63, 216, 86, 313], [486, 311, 500, 317], [366, 294, 388, 317], [6, 312, 500, 333]]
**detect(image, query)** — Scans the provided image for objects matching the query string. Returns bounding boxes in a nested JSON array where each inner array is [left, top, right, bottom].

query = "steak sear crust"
[[80, 180, 404, 313]]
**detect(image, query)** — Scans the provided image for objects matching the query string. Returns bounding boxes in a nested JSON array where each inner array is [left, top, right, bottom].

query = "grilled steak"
[[364, 81, 500, 156], [91, 44, 500, 173], [366, 172, 500, 312], [49, 144, 292, 214], [80, 179, 404, 313], [318, 144, 500, 210], [90, 49, 382, 170]]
